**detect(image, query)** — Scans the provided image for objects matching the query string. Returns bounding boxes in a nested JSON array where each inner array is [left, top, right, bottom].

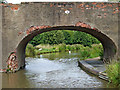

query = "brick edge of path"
[[78, 57, 109, 81]]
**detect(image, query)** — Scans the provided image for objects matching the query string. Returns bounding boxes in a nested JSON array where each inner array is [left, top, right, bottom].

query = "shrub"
[[25, 44, 36, 57], [58, 44, 66, 52], [74, 44, 80, 50], [89, 44, 103, 58], [80, 48, 91, 60], [66, 45, 71, 51]]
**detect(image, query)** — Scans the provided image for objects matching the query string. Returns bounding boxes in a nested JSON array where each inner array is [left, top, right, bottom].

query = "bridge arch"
[[16, 25, 117, 69]]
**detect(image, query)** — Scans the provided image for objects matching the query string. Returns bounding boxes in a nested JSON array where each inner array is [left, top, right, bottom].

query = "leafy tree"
[[72, 31, 100, 47], [89, 34, 100, 44], [30, 30, 65, 46], [30, 30, 100, 47], [62, 30, 71, 44], [43, 30, 65, 45], [29, 33, 44, 46]]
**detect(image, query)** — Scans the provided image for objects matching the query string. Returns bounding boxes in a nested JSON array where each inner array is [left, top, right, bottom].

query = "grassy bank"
[[25, 43, 120, 87], [105, 60, 120, 87], [25, 43, 103, 60], [79, 44, 103, 60]]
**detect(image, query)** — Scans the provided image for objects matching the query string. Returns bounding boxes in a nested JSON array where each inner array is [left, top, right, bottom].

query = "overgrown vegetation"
[[26, 30, 102, 59], [25, 44, 36, 57], [105, 59, 120, 87], [79, 44, 103, 60], [26, 43, 103, 60]]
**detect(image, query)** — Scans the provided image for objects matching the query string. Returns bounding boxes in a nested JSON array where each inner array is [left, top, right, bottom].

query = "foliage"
[[62, 30, 73, 44], [99, 48, 104, 60], [58, 44, 66, 52], [30, 30, 65, 46], [90, 44, 103, 58], [30, 33, 44, 46], [30, 30, 100, 47], [72, 31, 100, 47], [25, 44, 36, 57], [26, 43, 103, 60], [28, 30, 102, 59], [106, 60, 120, 87], [79, 44, 103, 60], [80, 48, 91, 59]]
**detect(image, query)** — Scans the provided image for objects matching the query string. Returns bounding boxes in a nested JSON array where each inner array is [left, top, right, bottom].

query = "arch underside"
[[16, 26, 117, 68]]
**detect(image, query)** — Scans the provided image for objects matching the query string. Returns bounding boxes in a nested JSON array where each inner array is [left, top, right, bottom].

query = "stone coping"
[[78, 60, 109, 81]]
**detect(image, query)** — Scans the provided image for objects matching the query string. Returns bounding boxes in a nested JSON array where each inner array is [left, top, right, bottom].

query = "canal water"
[[2, 51, 114, 88]]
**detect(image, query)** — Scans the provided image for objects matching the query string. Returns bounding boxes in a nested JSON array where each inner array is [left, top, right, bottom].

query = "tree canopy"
[[29, 30, 100, 47]]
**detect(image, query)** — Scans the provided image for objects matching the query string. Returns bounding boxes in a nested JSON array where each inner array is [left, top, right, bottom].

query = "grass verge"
[[105, 60, 120, 87]]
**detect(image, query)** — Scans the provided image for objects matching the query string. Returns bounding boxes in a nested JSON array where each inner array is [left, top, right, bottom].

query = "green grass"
[[26, 43, 103, 60], [105, 60, 120, 87]]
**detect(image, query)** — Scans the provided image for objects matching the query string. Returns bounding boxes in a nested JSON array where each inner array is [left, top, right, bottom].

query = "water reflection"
[[2, 51, 114, 88]]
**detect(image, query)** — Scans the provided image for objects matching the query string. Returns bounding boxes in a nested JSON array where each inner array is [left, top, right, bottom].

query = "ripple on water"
[[23, 57, 109, 88]]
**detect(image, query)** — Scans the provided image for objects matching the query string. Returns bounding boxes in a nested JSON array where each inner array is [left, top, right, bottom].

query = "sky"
[[6, 0, 108, 4]]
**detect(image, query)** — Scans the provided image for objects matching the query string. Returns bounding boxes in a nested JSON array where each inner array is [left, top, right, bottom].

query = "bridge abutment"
[[0, 2, 119, 72]]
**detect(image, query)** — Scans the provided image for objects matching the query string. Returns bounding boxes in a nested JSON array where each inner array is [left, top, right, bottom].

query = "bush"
[[79, 44, 103, 60], [25, 44, 36, 57], [74, 44, 80, 50], [90, 44, 103, 58], [66, 45, 71, 51], [80, 48, 91, 60], [58, 44, 66, 52], [26, 43, 103, 60]]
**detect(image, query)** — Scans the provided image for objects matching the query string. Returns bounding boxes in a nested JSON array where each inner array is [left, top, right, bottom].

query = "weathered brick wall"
[[0, 2, 119, 71]]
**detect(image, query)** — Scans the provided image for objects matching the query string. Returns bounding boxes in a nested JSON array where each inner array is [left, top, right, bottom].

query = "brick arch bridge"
[[0, 2, 119, 72]]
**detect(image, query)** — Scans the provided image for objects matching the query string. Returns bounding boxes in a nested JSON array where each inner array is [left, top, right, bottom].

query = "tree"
[[72, 31, 100, 47], [30, 30, 65, 46], [43, 30, 65, 45], [62, 30, 71, 44], [29, 33, 44, 46], [30, 30, 100, 47]]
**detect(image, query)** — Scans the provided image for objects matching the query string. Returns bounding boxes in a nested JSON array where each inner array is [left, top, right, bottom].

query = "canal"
[[2, 51, 114, 88]]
